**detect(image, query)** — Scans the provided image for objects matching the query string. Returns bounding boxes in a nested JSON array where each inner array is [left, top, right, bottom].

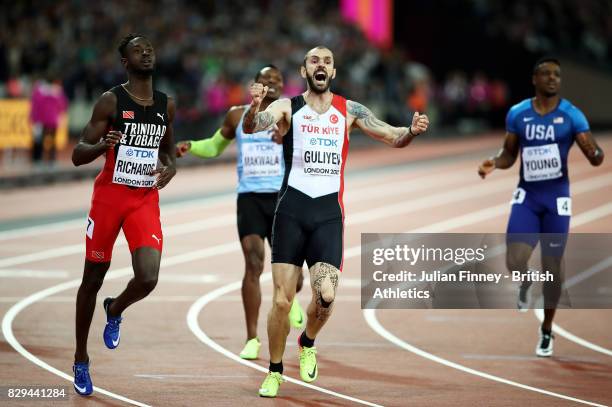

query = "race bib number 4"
[[522, 144, 562, 182], [510, 187, 526, 205], [113, 145, 157, 187], [302, 134, 342, 176], [241, 142, 282, 178], [557, 197, 571, 216]]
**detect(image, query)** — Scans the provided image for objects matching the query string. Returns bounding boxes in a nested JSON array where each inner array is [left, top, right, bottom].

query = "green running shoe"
[[239, 337, 260, 360], [258, 371, 283, 398], [289, 298, 305, 329], [299, 345, 318, 383]]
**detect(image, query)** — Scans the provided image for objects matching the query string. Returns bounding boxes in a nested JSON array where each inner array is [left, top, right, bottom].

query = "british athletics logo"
[[123, 110, 135, 120]]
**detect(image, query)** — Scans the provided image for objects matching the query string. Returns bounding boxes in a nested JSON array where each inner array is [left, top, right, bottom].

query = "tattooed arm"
[[576, 131, 604, 166], [242, 82, 291, 134], [347, 100, 429, 148]]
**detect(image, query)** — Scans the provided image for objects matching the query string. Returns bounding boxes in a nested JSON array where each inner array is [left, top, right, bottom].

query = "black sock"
[[299, 331, 315, 348], [541, 326, 552, 335], [269, 361, 283, 374]]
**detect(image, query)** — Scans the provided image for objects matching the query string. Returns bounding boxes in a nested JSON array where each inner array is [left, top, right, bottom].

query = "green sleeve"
[[189, 128, 233, 158]]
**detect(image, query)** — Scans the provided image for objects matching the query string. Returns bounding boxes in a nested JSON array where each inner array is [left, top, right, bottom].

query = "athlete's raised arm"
[[72, 91, 118, 166], [242, 82, 290, 134], [152, 96, 177, 189], [176, 105, 242, 158], [575, 131, 604, 166], [346, 100, 429, 148], [478, 132, 520, 179]]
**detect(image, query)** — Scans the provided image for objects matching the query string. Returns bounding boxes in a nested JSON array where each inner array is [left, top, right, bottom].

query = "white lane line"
[[135, 374, 255, 380], [1, 277, 151, 407], [2, 163, 601, 270], [0, 269, 69, 279], [408, 172, 612, 233], [533, 256, 612, 357], [363, 310, 605, 407], [159, 273, 219, 284], [0, 294, 363, 304], [0, 193, 235, 242], [4, 163, 609, 405], [527, 202, 612, 358], [0, 163, 552, 268], [0, 215, 237, 268], [183, 190, 610, 406], [186, 276, 383, 407], [0, 156, 462, 243], [360, 201, 612, 406], [3, 238, 372, 406], [534, 308, 612, 358], [0, 243, 237, 406]]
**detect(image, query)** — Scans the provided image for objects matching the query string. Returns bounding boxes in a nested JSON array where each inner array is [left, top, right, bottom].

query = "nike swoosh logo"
[[296, 314, 303, 325], [308, 364, 317, 379], [74, 383, 88, 393], [523, 117, 534, 122], [112, 333, 120, 347]]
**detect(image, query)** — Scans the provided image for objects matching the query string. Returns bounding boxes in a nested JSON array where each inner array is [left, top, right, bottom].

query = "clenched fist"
[[249, 82, 268, 108], [410, 112, 429, 136]]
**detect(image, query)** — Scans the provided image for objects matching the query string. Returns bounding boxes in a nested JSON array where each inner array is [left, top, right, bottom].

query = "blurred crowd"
[[0, 0, 610, 144], [476, 0, 612, 64]]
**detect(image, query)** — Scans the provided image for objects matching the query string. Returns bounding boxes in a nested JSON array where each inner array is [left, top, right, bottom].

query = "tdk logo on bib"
[[310, 137, 338, 147], [125, 148, 155, 159]]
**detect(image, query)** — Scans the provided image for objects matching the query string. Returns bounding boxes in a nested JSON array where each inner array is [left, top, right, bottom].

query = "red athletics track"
[[1, 134, 611, 406]]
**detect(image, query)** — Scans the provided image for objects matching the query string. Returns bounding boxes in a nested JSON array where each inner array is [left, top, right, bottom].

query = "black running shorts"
[[236, 192, 278, 242], [272, 186, 344, 270]]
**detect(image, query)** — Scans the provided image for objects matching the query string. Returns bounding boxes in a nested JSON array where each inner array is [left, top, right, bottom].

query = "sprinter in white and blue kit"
[[478, 57, 604, 357], [176, 65, 305, 361]]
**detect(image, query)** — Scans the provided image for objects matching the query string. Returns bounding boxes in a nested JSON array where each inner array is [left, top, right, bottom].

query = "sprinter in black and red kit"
[[70, 34, 176, 396]]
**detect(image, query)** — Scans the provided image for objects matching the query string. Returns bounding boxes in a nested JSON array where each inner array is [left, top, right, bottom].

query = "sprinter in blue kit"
[[478, 57, 604, 357]]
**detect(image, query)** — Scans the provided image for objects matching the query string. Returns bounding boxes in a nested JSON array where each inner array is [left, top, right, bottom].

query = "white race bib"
[[510, 187, 526, 205], [113, 145, 157, 187], [241, 142, 282, 178], [556, 197, 572, 216], [302, 134, 342, 176], [522, 143, 562, 182]]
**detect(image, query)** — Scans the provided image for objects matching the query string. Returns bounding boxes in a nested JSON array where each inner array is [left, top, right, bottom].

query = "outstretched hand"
[[478, 159, 496, 179], [176, 141, 191, 158]]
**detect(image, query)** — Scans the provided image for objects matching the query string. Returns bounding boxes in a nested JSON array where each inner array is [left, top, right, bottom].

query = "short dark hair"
[[118, 34, 146, 57], [254, 64, 280, 81], [533, 57, 561, 74]]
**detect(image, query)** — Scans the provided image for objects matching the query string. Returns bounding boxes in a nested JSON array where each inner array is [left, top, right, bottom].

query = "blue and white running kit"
[[235, 109, 284, 240], [505, 98, 590, 255]]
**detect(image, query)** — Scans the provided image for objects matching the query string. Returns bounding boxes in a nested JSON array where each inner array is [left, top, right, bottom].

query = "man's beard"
[[306, 73, 331, 94], [130, 65, 154, 77]]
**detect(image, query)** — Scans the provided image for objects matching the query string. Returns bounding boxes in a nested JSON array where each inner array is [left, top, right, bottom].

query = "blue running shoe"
[[73, 361, 93, 396], [103, 297, 122, 349]]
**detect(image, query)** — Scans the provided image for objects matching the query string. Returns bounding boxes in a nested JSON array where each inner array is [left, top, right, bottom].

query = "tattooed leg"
[[305, 262, 339, 339]]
